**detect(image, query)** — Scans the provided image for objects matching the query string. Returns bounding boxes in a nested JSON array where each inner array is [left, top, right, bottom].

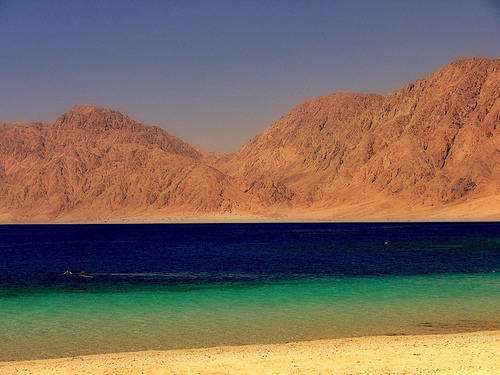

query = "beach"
[[1, 330, 499, 375]]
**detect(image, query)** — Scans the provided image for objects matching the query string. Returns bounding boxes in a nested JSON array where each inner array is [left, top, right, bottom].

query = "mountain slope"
[[1, 57, 500, 222], [0, 105, 243, 221], [220, 57, 500, 218], [220, 92, 385, 207]]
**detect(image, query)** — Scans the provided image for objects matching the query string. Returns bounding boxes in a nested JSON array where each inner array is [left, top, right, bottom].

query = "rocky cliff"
[[1, 57, 500, 222]]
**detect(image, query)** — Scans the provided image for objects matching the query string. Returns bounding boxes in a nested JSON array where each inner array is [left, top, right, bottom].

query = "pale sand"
[[1, 331, 499, 375]]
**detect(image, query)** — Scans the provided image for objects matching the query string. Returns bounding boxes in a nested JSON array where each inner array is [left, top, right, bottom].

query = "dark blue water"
[[2, 222, 499, 287], [1, 223, 499, 360]]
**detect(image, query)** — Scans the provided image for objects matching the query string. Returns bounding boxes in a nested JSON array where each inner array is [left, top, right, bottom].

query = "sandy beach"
[[1, 330, 499, 375]]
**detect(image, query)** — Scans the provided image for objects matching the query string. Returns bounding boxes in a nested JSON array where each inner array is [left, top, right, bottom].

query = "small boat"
[[63, 270, 93, 278], [77, 271, 93, 278]]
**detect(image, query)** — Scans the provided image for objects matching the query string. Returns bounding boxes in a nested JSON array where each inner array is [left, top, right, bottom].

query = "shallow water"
[[1, 223, 499, 361]]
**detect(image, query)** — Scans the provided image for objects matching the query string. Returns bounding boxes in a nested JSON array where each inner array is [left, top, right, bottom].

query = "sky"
[[1, 1, 500, 153]]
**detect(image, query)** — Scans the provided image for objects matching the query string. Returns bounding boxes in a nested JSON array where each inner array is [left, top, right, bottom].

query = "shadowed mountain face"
[[1, 57, 500, 222]]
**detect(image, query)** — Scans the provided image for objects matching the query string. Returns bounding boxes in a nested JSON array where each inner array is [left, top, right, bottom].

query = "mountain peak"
[[69, 104, 105, 113], [54, 104, 141, 132], [424, 57, 496, 86], [447, 56, 492, 67]]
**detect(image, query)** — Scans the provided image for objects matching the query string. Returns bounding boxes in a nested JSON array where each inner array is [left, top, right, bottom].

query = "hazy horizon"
[[2, 0, 500, 153]]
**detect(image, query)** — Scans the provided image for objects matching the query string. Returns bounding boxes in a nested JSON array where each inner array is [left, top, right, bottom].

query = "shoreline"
[[2, 215, 500, 225], [2, 330, 499, 374], [2, 196, 500, 225]]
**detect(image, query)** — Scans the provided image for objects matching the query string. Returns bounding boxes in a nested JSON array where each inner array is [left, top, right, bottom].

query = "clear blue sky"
[[1, 0, 499, 153]]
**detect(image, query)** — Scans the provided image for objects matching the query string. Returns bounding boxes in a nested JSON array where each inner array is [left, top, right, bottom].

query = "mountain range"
[[1, 57, 500, 222]]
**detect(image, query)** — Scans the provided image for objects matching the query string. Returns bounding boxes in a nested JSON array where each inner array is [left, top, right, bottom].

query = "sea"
[[0, 222, 499, 361]]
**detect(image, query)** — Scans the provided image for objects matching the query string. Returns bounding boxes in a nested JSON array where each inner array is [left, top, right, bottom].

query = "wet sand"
[[1, 330, 499, 374]]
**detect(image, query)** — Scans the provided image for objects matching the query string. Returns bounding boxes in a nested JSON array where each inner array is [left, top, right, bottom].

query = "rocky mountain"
[[222, 57, 500, 220], [1, 57, 500, 222], [0, 105, 243, 221], [220, 92, 385, 208]]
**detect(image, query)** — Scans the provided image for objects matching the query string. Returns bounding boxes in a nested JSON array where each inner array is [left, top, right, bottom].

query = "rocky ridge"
[[1, 57, 500, 222], [0, 105, 243, 221], [222, 57, 500, 218]]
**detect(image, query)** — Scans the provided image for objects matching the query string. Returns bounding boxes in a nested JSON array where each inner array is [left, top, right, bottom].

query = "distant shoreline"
[[2, 211, 500, 225], [2, 330, 499, 374]]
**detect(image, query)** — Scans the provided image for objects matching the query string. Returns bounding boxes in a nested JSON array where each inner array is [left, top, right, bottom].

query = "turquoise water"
[[1, 274, 499, 361], [1, 223, 499, 361]]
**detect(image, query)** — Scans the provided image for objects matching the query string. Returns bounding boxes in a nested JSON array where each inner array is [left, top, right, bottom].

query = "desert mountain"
[[222, 57, 500, 219], [1, 57, 500, 222], [0, 105, 243, 221]]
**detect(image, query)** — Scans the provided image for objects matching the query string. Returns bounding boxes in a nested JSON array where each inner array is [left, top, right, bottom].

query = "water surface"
[[1, 223, 499, 361]]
